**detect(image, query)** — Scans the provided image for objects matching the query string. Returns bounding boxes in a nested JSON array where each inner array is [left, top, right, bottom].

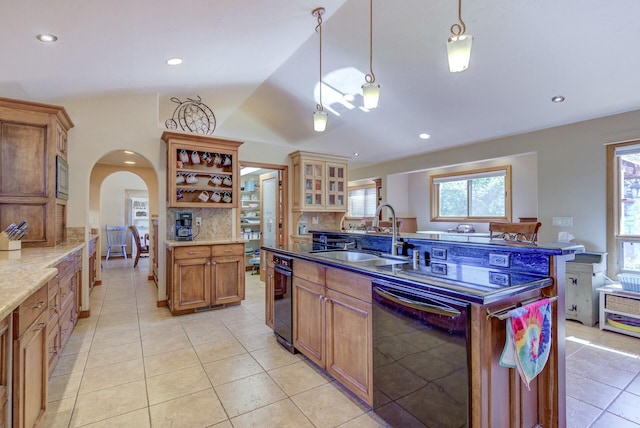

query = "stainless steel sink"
[[310, 250, 409, 266]]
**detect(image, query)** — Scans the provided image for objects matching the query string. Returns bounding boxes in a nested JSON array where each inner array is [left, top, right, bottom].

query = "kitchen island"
[[263, 231, 581, 427]]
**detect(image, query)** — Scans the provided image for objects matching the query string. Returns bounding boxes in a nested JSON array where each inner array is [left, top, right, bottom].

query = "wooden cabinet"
[[289, 151, 349, 212], [0, 315, 10, 428], [162, 131, 243, 208], [12, 284, 48, 428], [0, 97, 74, 247], [151, 219, 159, 286], [166, 243, 245, 314], [292, 259, 373, 405], [88, 237, 97, 293], [265, 251, 275, 329]]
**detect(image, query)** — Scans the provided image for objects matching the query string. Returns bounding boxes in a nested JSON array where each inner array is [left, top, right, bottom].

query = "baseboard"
[[147, 275, 154, 280], [95, 280, 102, 285], [79, 310, 90, 318], [157, 300, 168, 307]]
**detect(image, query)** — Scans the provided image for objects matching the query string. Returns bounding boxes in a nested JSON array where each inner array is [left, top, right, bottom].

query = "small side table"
[[598, 284, 640, 338]]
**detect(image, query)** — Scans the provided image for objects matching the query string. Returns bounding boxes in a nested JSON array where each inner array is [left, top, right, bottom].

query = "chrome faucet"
[[372, 202, 402, 256]]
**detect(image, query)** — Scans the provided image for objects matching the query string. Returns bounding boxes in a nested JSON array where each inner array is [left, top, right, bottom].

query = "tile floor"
[[42, 258, 640, 427]]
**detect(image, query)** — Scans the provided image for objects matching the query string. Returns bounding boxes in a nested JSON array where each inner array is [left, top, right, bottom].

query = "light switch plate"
[[552, 216, 573, 227]]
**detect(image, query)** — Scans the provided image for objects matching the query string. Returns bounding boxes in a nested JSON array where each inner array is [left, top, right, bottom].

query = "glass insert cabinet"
[[290, 151, 349, 212]]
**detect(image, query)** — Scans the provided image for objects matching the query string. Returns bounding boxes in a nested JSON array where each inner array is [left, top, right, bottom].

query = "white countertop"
[[0, 241, 86, 320]]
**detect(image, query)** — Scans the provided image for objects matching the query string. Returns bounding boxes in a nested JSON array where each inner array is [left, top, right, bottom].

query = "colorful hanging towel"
[[499, 298, 552, 390]]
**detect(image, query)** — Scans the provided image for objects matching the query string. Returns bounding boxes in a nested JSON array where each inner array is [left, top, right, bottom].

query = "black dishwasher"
[[273, 255, 295, 353], [372, 280, 470, 427]]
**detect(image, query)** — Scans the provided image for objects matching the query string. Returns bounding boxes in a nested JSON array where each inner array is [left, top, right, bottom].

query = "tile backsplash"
[[166, 208, 234, 241]]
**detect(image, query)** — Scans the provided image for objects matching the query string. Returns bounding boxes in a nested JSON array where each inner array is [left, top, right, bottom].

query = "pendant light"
[[447, 0, 473, 72], [312, 7, 328, 132], [362, 0, 380, 109]]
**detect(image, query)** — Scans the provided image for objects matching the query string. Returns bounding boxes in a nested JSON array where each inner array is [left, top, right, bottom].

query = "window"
[[609, 143, 640, 272], [348, 185, 377, 217], [431, 166, 511, 222]]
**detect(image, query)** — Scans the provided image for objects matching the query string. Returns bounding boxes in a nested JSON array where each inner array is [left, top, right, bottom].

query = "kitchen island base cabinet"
[[292, 260, 373, 405], [265, 251, 275, 329], [0, 315, 10, 428], [166, 243, 245, 315]]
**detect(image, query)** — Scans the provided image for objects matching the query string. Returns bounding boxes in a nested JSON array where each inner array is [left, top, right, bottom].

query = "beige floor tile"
[[268, 360, 330, 396], [146, 365, 212, 405], [85, 341, 143, 370], [234, 330, 278, 352], [214, 372, 287, 418], [142, 331, 192, 357], [144, 347, 201, 377], [230, 398, 314, 428], [70, 379, 148, 426], [91, 327, 141, 351], [202, 353, 264, 386], [565, 396, 602, 428], [566, 321, 606, 342], [291, 382, 368, 428], [140, 321, 185, 341], [336, 411, 390, 428], [60, 333, 93, 356], [42, 398, 75, 428], [592, 332, 640, 357], [194, 337, 246, 363], [79, 408, 151, 428], [567, 355, 637, 389], [628, 375, 640, 395], [210, 421, 233, 428], [566, 371, 621, 409], [185, 325, 234, 346], [607, 391, 640, 424], [149, 388, 228, 428], [79, 358, 145, 394], [51, 351, 88, 377], [48, 371, 83, 401], [250, 342, 301, 371]]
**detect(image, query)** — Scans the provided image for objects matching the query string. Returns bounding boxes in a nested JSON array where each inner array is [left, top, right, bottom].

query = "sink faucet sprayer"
[[372, 202, 402, 256]]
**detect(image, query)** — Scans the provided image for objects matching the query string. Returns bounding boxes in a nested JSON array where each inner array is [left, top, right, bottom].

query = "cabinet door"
[[325, 162, 347, 211], [212, 256, 244, 305], [293, 277, 325, 367], [173, 257, 212, 310], [265, 265, 275, 329], [0, 315, 9, 428], [302, 160, 325, 210], [325, 288, 373, 405], [13, 311, 47, 428]]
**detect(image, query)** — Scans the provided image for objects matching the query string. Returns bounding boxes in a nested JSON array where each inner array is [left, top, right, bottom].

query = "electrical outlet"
[[552, 216, 573, 227], [312, 216, 319, 225], [195, 217, 202, 226]]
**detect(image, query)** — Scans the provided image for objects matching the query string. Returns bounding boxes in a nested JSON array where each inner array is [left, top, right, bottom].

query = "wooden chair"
[[105, 225, 127, 260], [128, 225, 149, 268], [489, 221, 542, 243]]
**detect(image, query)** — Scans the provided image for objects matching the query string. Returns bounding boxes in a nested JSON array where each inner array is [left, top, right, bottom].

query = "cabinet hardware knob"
[[35, 322, 46, 331], [33, 301, 45, 309]]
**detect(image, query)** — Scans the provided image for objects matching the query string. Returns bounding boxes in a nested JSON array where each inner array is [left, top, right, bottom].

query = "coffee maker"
[[175, 212, 193, 241]]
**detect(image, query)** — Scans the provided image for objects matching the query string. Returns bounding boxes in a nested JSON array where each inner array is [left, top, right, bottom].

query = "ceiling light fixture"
[[36, 33, 58, 43], [312, 7, 328, 132], [166, 57, 183, 66], [362, 0, 380, 109], [419, 133, 431, 140], [447, 0, 473, 72], [124, 161, 136, 165], [124, 150, 135, 154], [551, 95, 565, 103]]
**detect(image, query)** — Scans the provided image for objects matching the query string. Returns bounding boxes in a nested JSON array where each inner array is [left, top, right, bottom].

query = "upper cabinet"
[[289, 151, 349, 212], [162, 132, 243, 208], [0, 97, 74, 246]]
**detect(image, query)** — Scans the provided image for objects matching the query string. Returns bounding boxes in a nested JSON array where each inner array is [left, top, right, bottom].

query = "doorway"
[[239, 162, 288, 276]]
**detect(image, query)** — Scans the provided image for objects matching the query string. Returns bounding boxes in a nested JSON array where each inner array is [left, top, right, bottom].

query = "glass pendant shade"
[[313, 110, 328, 132], [447, 35, 473, 72], [362, 83, 380, 109]]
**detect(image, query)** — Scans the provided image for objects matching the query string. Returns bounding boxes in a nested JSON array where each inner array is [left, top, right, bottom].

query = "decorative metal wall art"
[[165, 95, 217, 135]]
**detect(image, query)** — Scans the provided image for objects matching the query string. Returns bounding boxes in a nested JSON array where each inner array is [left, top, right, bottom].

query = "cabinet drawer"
[[326, 269, 372, 303], [15, 285, 48, 338], [211, 244, 244, 257], [59, 302, 76, 349], [47, 291, 59, 326], [59, 276, 75, 309], [293, 259, 326, 284], [56, 258, 74, 282], [174, 246, 211, 260]]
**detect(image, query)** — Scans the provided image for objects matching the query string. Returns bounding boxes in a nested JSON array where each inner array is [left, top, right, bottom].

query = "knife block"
[[0, 232, 21, 251]]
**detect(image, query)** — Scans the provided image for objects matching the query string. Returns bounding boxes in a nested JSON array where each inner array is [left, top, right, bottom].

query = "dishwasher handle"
[[374, 286, 461, 317]]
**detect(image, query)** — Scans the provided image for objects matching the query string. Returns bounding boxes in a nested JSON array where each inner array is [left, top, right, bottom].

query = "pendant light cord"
[[450, 0, 467, 36], [365, 0, 375, 84], [315, 10, 324, 112]]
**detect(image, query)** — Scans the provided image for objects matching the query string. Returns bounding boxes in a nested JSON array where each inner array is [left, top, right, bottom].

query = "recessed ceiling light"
[[353, 152, 359, 157], [124, 161, 136, 165], [419, 133, 431, 140], [166, 57, 183, 66], [123, 150, 134, 154], [551, 95, 565, 103], [36, 33, 58, 43]]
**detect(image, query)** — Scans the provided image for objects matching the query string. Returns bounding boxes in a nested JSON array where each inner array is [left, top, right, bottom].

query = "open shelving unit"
[[240, 177, 261, 267], [598, 283, 640, 338]]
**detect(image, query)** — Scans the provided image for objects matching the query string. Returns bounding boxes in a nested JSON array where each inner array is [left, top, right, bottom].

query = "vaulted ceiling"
[[4, 0, 640, 167]]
